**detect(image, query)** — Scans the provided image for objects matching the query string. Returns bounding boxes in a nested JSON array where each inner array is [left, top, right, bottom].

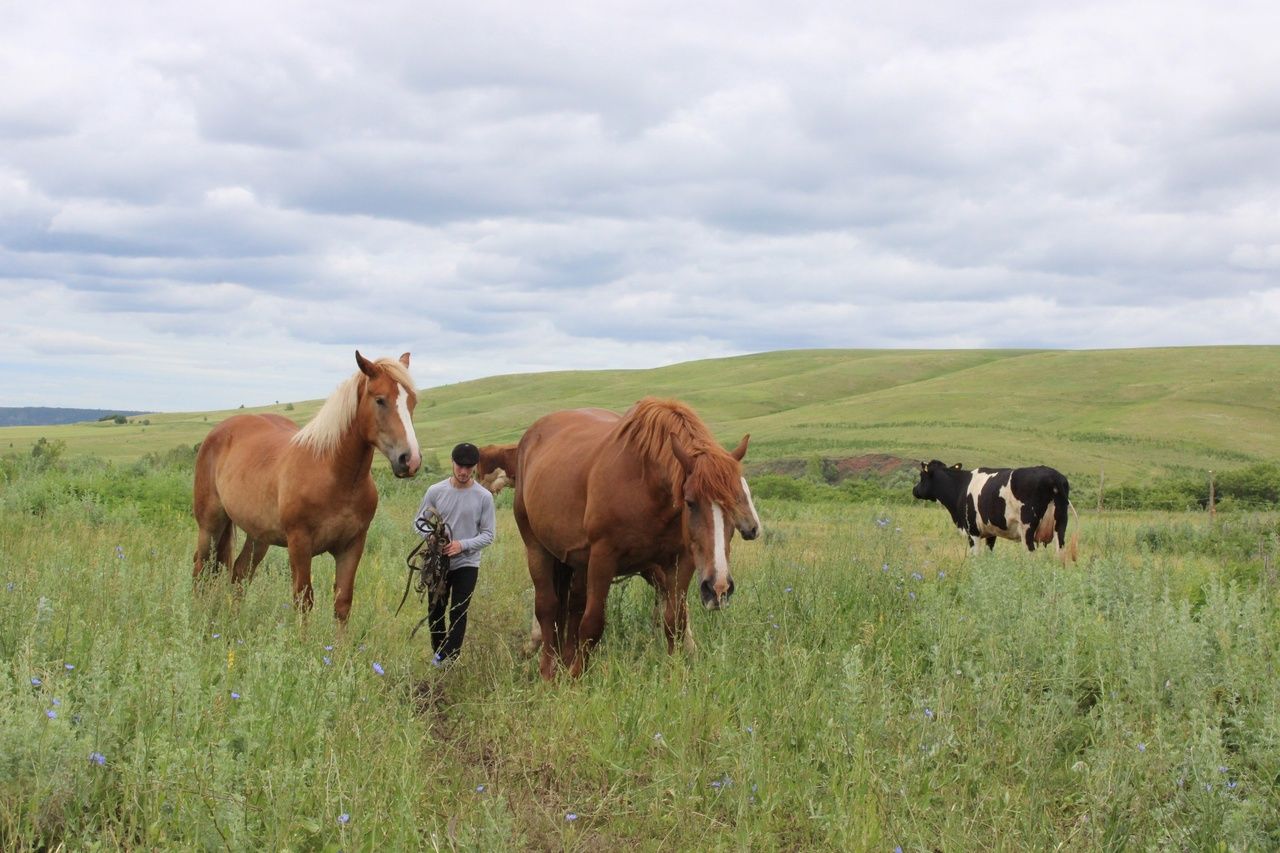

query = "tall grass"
[[1, 456, 1278, 849]]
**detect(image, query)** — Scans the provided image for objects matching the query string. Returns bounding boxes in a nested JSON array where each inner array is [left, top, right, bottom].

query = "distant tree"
[[142, 419, 151, 425], [285, 402, 294, 411], [113, 414, 127, 424]]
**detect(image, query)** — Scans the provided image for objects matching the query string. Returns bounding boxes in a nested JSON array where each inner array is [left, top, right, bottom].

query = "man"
[[413, 442, 496, 666]]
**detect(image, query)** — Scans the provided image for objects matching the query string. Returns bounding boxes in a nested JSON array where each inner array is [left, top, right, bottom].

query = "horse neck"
[[327, 411, 376, 485]]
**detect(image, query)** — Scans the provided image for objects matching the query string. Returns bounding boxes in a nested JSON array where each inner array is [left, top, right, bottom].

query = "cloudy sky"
[[3, 0, 1278, 411]]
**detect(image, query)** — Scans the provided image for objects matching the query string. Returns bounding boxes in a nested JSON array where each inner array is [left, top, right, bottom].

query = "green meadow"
[[2, 346, 1279, 849]]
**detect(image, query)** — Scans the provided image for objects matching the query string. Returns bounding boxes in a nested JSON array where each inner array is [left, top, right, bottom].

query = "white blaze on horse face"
[[394, 383, 420, 459], [711, 502, 730, 595], [740, 477, 762, 533]]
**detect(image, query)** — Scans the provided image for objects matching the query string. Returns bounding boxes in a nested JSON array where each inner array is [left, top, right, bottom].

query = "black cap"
[[451, 442, 480, 466]]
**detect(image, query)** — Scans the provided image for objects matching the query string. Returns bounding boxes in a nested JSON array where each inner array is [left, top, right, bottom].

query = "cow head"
[[912, 460, 962, 502]]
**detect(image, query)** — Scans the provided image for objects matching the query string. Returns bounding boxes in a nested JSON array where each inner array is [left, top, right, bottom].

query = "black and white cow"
[[912, 460, 1079, 560]]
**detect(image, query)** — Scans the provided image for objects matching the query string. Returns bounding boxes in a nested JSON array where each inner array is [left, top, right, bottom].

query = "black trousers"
[[427, 566, 479, 660]]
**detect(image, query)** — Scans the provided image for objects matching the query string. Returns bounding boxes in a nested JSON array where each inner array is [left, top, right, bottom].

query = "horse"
[[476, 443, 519, 494], [192, 351, 422, 621], [513, 398, 761, 678]]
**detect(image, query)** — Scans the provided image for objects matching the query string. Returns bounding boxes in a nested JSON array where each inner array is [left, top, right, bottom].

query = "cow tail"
[[1063, 499, 1080, 563]]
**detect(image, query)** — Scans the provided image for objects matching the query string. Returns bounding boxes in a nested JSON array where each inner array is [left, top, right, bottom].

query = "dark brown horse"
[[192, 352, 421, 621], [514, 398, 761, 678]]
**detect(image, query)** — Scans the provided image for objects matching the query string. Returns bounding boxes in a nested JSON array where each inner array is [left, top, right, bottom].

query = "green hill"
[[2, 347, 1276, 483]]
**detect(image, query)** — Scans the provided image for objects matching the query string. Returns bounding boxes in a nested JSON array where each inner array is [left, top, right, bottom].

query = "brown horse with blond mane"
[[192, 351, 421, 621], [514, 397, 761, 678]]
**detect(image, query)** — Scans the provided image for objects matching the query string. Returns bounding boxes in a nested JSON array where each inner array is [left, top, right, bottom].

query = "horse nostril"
[[397, 452, 409, 468]]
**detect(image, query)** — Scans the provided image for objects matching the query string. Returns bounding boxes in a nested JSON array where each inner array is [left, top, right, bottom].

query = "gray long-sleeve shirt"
[[414, 478, 496, 570]]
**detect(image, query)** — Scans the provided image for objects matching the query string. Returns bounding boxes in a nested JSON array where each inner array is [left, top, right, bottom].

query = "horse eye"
[[685, 500, 696, 510], [375, 397, 386, 407]]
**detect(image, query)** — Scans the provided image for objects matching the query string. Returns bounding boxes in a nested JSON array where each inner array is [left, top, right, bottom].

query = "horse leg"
[[286, 533, 316, 613], [193, 512, 229, 581], [571, 545, 617, 678], [231, 538, 268, 585], [526, 545, 560, 680], [563, 567, 588, 674], [667, 552, 698, 656], [331, 531, 367, 623]]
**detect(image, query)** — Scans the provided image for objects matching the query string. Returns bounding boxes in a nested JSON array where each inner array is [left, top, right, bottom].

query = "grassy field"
[[1, 450, 1278, 849], [3, 346, 1278, 482], [2, 346, 1278, 849]]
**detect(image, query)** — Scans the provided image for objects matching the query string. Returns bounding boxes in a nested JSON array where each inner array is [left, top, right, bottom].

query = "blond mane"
[[291, 358, 416, 457], [612, 397, 741, 506]]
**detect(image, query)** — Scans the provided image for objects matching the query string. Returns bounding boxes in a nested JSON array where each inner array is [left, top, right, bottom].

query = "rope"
[[398, 510, 451, 639]]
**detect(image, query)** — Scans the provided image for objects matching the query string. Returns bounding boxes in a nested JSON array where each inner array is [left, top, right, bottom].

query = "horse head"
[[672, 434, 761, 610], [355, 351, 421, 478]]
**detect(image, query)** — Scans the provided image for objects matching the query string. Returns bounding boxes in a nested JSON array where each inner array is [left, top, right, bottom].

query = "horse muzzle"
[[700, 576, 735, 610], [391, 450, 421, 478]]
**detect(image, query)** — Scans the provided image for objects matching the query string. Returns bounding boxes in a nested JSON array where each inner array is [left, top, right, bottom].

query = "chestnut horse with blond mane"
[[192, 351, 421, 621], [514, 398, 761, 678]]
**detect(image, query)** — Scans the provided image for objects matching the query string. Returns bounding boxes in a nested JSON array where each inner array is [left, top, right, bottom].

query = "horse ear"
[[399, 352, 411, 368], [730, 434, 750, 461], [355, 350, 378, 378], [671, 438, 694, 474]]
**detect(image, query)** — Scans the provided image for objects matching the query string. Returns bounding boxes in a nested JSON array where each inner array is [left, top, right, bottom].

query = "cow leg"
[[1024, 527, 1037, 552], [967, 534, 982, 555], [985, 536, 996, 551]]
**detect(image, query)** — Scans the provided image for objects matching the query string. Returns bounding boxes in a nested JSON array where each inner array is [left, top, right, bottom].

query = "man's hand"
[[443, 540, 464, 557]]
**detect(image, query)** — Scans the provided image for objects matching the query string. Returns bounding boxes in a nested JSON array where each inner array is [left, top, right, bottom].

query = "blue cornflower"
[[212, 633, 220, 639], [1227, 780, 1238, 790], [338, 813, 350, 824], [65, 663, 75, 670], [476, 784, 486, 793], [924, 708, 934, 720], [46, 709, 57, 719], [653, 732, 662, 741], [911, 572, 923, 581], [5, 582, 13, 591], [230, 692, 240, 700], [324, 645, 333, 651], [372, 662, 385, 676], [876, 518, 890, 527], [52, 698, 61, 707], [1137, 743, 1146, 752], [784, 586, 793, 593], [89, 751, 106, 766], [31, 677, 41, 686], [323, 656, 332, 666], [938, 571, 946, 579], [895, 847, 904, 853], [565, 812, 578, 822], [881, 563, 889, 572], [1218, 765, 1229, 774], [745, 725, 754, 734], [908, 591, 916, 600]]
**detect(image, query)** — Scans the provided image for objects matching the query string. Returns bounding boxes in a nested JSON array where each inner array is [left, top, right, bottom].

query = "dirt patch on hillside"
[[747, 453, 913, 482]]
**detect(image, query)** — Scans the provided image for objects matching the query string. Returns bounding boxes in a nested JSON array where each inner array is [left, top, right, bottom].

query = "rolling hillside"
[[2, 347, 1276, 482]]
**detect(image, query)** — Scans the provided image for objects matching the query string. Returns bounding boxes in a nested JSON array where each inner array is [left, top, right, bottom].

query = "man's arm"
[[413, 487, 437, 538]]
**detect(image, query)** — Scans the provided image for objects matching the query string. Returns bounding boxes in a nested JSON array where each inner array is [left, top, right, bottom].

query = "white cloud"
[[1, 0, 1278, 410]]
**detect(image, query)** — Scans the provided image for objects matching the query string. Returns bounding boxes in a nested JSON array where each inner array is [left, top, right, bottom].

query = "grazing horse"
[[514, 398, 761, 678], [192, 351, 422, 620], [476, 443, 519, 494]]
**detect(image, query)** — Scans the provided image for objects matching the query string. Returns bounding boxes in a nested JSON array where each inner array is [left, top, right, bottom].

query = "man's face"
[[452, 461, 476, 484]]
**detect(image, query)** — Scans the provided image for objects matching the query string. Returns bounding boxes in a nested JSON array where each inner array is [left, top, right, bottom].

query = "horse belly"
[[211, 444, 286, 543]]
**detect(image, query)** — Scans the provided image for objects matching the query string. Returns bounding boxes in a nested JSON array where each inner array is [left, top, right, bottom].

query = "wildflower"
[[323, 656, 332, 666], [784, 586, 793, 593], [46, 709, 57, 719], [938, 571, 946, 579], [230, 692, 241, 700], [212, 633, 220, 639], [745, 725, 754, 734], [115, 546, 124, 559], [227, 650, 235, 671], [31, 677, 41, 686], [89, 752, 106, 766], [565, 812, 578, 822], [924, 708, 934, 720], [881, 563, 889, 572], [476, 784, 486, 793], [52, 698, 61, 707], [1137, 743, 1146, 753], [876, 517, 890, 527], [895, 847, 904, 853], [5, 582, 13, 591], [1227, 780, 1238, 790], [338, 813, 350, 825], [653, 733, 663, 741], [911, 572, 923, 581], [908, 591, 916, 600], [771, 623, 779, 630], [372, 662, 385, 676], [1218, 765, 1228, 774], [324, 645, 333, 651]]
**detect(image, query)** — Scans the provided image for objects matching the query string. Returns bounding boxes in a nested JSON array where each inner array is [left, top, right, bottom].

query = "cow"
[[912, 460, 1079, 561]]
